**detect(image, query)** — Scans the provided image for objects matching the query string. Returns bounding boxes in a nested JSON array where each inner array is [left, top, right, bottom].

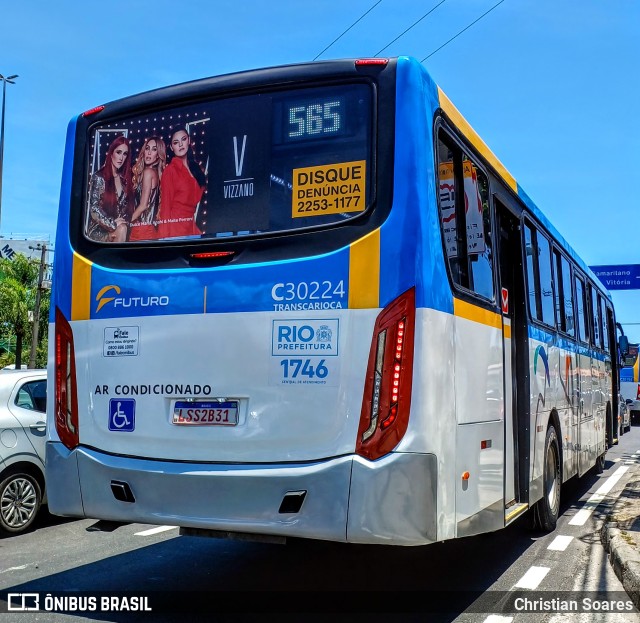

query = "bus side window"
[[575, 276, 589, 344], [467, 163, 493, 300], [561, 255, 575, 336], [600, 296, 609, 350], [524, 224, 539, 320], [536, 232, 554, 326], [436, 129, 495, 301], [436, 134, 465, 288], [590, 284, 601, 348], [524, 222, 554, 326], [553, 249, 562, 330]]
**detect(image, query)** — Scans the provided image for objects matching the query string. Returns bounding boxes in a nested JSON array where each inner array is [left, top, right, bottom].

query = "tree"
[[0, 255, 40, 369], [34, 292, 50, 368]]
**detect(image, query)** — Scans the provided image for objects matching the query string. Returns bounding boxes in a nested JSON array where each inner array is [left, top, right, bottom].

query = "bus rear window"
[[83, 83, 373, 244]]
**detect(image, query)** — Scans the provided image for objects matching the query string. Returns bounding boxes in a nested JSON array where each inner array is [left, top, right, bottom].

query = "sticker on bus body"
[[103, 326, 139, 357], [292, 160, 366, 218], [109, 399, 136, 432]]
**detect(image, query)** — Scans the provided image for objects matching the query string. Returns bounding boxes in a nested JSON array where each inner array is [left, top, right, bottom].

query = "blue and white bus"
[[620, 348, 639, 426], [46, 56, 623, 545]]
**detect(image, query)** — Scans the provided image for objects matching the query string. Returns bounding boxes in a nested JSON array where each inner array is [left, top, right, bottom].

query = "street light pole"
[[0, 73, 18, 232], [28, 243, 47, 369]]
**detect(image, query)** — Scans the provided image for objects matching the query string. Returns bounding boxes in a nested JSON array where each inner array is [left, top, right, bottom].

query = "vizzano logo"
[[95, 284, 170, 313], [96, 285, 121, 312]]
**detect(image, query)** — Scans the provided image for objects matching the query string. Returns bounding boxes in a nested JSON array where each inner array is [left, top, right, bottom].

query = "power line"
[[374, 0, 449, 57], [313, 0, 384, 61], [421, 0, 507, 63]]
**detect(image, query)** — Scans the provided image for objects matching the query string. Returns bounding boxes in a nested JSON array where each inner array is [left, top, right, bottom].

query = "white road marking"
[[625, 450, 640, 464], [569, 465, 629, 526], [483, 616, 513, 623], [0, 565, 28, 574], [135, 525, 178, 536], [547, 535, 573, 551], [514, 566, 550, 589]]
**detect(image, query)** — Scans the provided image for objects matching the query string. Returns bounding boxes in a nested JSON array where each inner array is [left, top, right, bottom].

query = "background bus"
[[46, 56, 623, 546], [620, 340, 639, 424]]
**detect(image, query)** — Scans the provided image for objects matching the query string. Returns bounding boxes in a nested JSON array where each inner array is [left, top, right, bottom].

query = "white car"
[[0, 369, 47, 535], [620, 380, 640, 426], [620, 395, 631, 435]]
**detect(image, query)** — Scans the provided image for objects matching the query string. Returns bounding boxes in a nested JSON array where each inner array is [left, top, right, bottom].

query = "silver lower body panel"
[[46, 442, 437, 545]]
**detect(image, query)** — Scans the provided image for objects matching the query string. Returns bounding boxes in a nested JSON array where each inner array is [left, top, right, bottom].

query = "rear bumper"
[[45, 442, 437, 545]]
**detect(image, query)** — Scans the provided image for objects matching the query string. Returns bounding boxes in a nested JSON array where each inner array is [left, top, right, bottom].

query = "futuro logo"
[[94, 284, 170, 313], [96, 285, 121, 312]]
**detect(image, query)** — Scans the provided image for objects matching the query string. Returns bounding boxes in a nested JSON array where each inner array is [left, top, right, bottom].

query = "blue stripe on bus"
[[51, 116, 80, 322], [89, 247, 351, 318], [528, 324, 609, 362]]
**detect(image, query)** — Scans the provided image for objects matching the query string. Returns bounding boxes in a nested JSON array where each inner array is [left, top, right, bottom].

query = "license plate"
[[172, 400, 238, 426]]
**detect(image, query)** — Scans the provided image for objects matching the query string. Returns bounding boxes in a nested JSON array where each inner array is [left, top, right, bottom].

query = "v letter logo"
[[233, 135, 247, 177]]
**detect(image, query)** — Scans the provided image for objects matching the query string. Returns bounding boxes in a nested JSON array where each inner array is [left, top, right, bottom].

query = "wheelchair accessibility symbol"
[[109, 398, 135, 432]]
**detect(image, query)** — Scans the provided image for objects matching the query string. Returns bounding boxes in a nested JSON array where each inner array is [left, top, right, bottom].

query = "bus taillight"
[[55, 307, 79, 450], [356, 288, 415, 460], [82, 105, 105, 117], [355, 58, 389, 66], [636, 384, 640, 400]]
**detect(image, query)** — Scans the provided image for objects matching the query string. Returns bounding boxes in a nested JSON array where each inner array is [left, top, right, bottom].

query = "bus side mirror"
[[619, 335, 629, 355], [619, 337, 639, 368]]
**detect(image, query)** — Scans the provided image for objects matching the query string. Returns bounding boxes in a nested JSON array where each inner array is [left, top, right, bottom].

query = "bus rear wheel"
[[532, 425, 561, 532]]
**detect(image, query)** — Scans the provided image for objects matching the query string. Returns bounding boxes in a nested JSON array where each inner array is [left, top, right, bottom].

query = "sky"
[[1, 0, 639, 337]]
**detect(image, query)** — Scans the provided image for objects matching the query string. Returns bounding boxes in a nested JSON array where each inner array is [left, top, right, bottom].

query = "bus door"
[[574, 275, 593, 476], [496, 200, 529, 514]]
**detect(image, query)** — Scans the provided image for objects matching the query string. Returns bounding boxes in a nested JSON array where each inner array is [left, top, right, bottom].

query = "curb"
[[601, 521, 640, 610]]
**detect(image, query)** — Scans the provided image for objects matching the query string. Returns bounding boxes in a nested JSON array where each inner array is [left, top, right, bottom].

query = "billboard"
[[0, 238, 51, 281]]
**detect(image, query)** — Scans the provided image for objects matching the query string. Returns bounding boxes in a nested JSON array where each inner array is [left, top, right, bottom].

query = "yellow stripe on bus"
[[348, 229, 380, 309], [453, 298, 503, 331], [438, 87, 517, 194], [71, 253, 93, 321]]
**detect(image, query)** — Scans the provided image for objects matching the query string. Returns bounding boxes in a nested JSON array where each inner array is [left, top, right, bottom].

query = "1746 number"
[[280, 359, 328, 379]]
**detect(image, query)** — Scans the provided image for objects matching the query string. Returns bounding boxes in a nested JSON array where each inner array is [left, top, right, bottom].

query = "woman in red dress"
[[157, 126, 206, 239]]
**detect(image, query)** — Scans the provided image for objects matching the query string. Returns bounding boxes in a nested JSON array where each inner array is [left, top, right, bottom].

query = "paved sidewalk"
[[601, 472, 640, 609]]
